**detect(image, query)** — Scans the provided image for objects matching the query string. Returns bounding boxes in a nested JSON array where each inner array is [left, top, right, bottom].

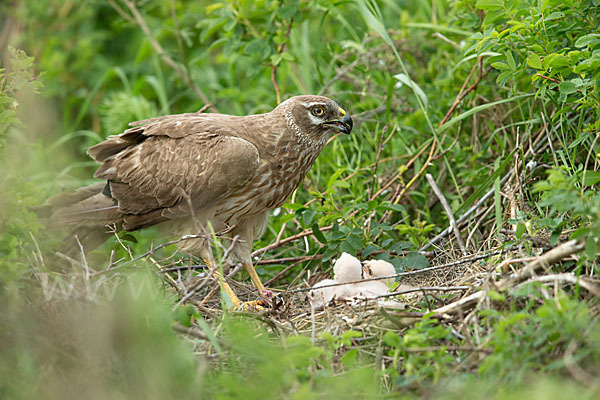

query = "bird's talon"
[[235, 299, 269, 312]]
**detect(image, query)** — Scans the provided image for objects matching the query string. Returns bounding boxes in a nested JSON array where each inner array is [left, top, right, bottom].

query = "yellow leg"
[[212, 269, 242, 309], [204, 261, 268, 312], [243, 262, 266, 292]]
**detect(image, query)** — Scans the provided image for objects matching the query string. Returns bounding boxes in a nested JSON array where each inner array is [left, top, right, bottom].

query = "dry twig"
[[426, 173, 467, 255], [433, 240, 585, 316]]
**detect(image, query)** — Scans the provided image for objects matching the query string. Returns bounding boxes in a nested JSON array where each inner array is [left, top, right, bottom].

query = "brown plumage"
[[48, 95, 353, 306]]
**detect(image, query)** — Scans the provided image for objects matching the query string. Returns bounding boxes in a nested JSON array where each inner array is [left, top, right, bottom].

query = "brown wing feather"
[[87, 113, 244, 162], [88, 116, 260, 230]]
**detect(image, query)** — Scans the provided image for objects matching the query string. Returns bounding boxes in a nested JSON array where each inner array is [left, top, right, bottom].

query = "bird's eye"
[[311, 106, 325, 117]]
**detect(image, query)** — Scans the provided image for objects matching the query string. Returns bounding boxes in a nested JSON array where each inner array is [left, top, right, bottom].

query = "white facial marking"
[[283, 101, 306, 143], [307, 112, 323, 125], [301, 101, 328, 108]]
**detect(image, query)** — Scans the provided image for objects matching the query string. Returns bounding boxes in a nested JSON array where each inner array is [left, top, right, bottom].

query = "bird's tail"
[[37, 182, 123, 259]]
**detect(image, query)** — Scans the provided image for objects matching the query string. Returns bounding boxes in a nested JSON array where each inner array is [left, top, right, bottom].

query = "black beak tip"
[[341, 114, 353, 134]]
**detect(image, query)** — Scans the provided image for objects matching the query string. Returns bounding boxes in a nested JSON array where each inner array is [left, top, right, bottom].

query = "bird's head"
[[333, 252, 362, 283], [363, 260, 396, 287], [279, 95, 353, 144]]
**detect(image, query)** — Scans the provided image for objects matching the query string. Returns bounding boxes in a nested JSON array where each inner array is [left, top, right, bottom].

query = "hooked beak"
[[324, 107, 353, 134]]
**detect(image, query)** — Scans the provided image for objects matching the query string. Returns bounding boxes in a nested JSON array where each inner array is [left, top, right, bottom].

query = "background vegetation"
[[1, 0, 599, 398]]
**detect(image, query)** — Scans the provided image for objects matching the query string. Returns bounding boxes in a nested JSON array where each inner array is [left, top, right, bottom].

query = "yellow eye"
[[311, 106, 325, 117]]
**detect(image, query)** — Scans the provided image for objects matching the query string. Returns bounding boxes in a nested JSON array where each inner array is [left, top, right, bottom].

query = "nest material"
[[171, 238, 599, 347], [178, 244, 501, 325]]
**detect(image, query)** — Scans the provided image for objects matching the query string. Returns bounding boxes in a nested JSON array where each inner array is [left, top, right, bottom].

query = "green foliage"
[[0, 46, 42, 150], [0, 47, 44, 283], [200, 0, 299, 67], [467, 0, 600, 161], [100, 91, 158, 133], [534, 168, 600, 259], [480, 292, 600, 381], [383, 315, 456, 385], [214, 322, 379, 399], [0, 272, 205, 399], [1, 0, 600, 398]]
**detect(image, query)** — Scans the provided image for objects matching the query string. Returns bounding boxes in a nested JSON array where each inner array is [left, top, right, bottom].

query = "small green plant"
[[534, 168, 600, 259], [383, 315, 457, 386], [0, 46, 42, 150], [480, 291, 600, 381]]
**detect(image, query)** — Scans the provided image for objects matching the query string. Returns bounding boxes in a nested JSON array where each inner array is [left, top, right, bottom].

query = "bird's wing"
[[87, 115, 260, 229]]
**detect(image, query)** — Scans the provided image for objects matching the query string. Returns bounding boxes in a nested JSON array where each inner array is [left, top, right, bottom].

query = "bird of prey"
[[49, 95, 353, 309]]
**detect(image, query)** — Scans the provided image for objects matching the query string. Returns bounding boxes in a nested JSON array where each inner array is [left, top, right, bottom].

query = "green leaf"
[[120, 233, 138, 243], [505, 51, 516, 69], [278, 213, 295, 224], [174, 305, 194, 327], [545, 12, 565, 21], [439, 94, 535, 133], [244, 39, 271, 59], [558, 80, 578, 95], [322, 247, 338, 262], [278, 4, 298, 19], [280, 52, 294, 61], [571, 227, 590, 240], [340, 349, 358, 367], [302, 209, 316, 226], [397, 252, 429, 270], [583, 171, 600, 186], [383, 331, 402, 347], [327, 168, 347, 192], [476, 0, 504, 10], [205, 3, 225, 14], [356, 1, 392, 45], [394, 73, 428, 108], [575, 34, 600, 48], [282, 202, 304, 211], [340, 241, 355, 254], [341, 329, 362, 342], [488, 290, 506, 302], [491, 62, 510, 70], [526, 54, 542, 69], [586, 235, 598, 260], [312, 223, 328, 244], [361, 244, 379, 257], [515, 222, 526, 239], [346, 234, 363, 251], [380, 203, 405, 212], [545, 54, 570, 69]]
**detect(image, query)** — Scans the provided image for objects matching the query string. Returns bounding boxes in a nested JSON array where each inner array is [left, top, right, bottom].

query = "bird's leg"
[[202, 259, 269, 312], [242, 262, 275, 308], [242, 262, 266, 292], [197, 256, 242, 309], [222, 224, 272, 310], [211, 269, 243, 309]]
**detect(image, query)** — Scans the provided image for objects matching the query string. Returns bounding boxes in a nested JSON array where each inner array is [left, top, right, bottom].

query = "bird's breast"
[[212, 144, 320, 227]]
